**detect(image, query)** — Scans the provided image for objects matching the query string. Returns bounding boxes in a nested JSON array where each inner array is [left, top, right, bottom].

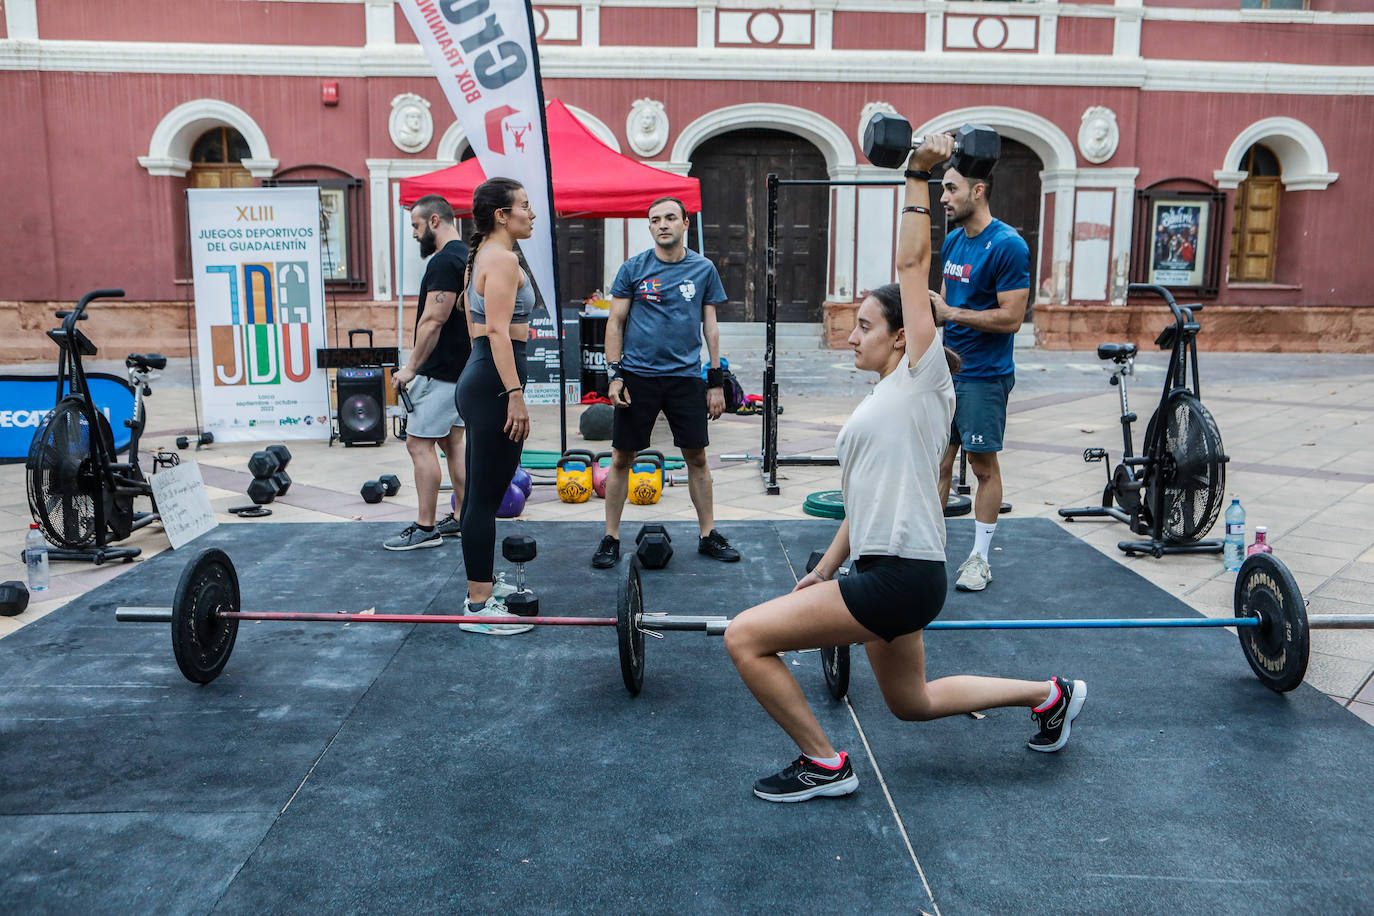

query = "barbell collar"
[[1306, 615, 1374, 629], [640, 614, 729, 632], [117, 607, 175, 623]]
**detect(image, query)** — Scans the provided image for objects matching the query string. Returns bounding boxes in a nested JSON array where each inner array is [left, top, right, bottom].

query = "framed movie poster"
[[1148, 199, 1209, 288], [1131, 182, 1225, 297]]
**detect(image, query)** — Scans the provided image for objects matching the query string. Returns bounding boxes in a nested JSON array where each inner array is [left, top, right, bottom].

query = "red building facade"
[[2, 0, 1371, 358]]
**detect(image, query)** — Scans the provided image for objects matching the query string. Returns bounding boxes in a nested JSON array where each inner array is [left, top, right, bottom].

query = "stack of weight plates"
[[802, 490, 845, 519]]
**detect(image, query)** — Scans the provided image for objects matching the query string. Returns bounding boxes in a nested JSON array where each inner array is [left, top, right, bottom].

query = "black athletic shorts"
[[837, 556, 946, 642], [612, 370, 709, 452]]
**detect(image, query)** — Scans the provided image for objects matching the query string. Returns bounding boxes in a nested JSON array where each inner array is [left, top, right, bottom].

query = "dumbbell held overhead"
[[862, 112, 1001, 178]]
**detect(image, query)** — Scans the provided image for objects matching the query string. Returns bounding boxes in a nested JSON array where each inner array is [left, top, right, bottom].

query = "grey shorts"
[[404, 373, 463, 439], [950, 373, 1014, 453]]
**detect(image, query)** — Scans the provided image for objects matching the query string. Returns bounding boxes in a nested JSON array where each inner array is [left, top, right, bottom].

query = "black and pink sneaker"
[[753, 752, 858, 803], [1028, 676, 1087, 753]]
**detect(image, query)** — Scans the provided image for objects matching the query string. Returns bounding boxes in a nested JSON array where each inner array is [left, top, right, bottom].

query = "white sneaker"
[[459, 596, 533, 636], [491, 572, 517, 601], [955, 553, 992, 592]]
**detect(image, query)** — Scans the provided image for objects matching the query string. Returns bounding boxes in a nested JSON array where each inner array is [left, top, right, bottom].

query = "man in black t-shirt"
[[384, 194, 471, 551]]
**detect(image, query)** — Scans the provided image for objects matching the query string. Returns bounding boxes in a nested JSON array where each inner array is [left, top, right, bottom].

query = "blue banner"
[[0, 374, 137, 463]]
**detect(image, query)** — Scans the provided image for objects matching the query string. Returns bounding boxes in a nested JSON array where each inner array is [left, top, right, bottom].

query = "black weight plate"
[[171, 548, 241, 684], [944, 493, 972, 518], [821, 645, 850, 701], [1235, 553, 1308, 693], [617, 557, 645, 696]]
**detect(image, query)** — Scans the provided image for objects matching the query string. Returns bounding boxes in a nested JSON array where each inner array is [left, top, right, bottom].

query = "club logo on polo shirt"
[[678, 280, 696, 301], [637, 278, 662, 302]]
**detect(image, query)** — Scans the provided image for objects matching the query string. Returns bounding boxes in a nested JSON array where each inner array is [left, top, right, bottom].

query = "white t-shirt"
[[836, 337, 955, 561]]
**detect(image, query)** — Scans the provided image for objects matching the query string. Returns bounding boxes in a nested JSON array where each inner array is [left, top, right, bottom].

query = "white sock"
[[1034, 680, 1060, 712], [972, 522, 997, 561], [805, 752, 843, 768]]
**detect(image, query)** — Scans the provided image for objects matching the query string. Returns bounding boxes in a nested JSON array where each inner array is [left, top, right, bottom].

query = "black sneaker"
[[592, 535, 620, 569], [436, 513, 461, 538], [1028, 676, 1087, 753], [698, 529, 741, 562], [382, 523, 441, 551], [753, 753, 859, 803]]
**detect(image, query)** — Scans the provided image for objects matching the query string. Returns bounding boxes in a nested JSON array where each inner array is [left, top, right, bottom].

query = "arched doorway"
[[690, 129, 829, 322], [189, 126, 253, 189], [1229, 143, 1281, 283], [987, 137, 1042, 310]]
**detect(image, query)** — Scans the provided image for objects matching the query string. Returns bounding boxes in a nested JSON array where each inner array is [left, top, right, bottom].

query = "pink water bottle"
[[1247, 526, 1273, 556]]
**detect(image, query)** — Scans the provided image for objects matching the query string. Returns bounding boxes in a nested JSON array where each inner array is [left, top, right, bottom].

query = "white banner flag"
[[187, 187, 331, 443], [397, 0, 558, 317]]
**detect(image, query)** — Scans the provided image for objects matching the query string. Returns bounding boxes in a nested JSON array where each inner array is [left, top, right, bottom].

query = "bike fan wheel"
[[26, 397, 108, 548], [1144, 392, 1227, 544]]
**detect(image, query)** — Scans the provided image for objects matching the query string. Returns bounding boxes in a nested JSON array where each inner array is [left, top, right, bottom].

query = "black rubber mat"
[[1, 519, 1370, 913]]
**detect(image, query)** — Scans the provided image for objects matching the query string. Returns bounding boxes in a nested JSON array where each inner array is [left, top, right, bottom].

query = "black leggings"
[[455, 337, 527, 584]]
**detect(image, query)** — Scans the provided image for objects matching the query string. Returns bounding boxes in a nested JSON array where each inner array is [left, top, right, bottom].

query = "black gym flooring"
[[2, 519, 1372, 914]]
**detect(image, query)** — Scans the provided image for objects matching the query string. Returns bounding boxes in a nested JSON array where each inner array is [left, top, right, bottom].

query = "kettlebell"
[[556, 449, 595, 504], [628, 450, 664, 506], [592, 451, 613, 499]]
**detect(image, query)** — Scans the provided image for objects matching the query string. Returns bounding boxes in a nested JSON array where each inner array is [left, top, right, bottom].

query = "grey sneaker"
[[436, 513, 461, 537], [955, 553, 992, 591], [383, 523, 442, 551], [492, 572, 517, 600], [458, 596, 533, 636]]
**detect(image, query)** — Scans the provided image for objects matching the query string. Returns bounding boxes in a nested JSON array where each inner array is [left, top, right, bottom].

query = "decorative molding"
[[5, 40, 1374, 96], [669, 102, 855, 174], [363, 0, 394, 46], [1213, 169, 1248, 191], [626, 98, 669, 158], [1220, 116, 1338, 192], [388, 92, 433, 154], [1077, 106, 1119, 165], [138, 98, 277, 178], [4, 0, 38, 41]]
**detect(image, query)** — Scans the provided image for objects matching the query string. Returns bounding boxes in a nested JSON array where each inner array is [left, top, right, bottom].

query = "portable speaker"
[[336, 367, 386, 446]]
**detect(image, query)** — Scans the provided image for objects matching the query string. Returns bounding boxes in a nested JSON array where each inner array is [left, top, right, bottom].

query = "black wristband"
[[902, 206, 930, 216], [904, 169, 932, 181], [706, 367, 724, 389]]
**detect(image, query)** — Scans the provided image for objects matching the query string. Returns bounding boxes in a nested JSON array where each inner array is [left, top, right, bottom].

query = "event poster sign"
[[1149, 199, 1209, 288], [187, 187, 330, 442]]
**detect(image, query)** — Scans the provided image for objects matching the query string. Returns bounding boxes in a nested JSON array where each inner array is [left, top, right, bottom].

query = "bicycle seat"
[[1096, 343, 1137, 362], [126, 353, 167, 371]]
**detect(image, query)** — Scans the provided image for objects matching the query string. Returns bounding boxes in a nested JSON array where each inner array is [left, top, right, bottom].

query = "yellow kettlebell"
[[557, 449, 595, 504], [628, 449, 664, 506]]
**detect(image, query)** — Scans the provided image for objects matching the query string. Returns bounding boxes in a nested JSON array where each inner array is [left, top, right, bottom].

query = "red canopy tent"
[[398, 98, 701, 216]]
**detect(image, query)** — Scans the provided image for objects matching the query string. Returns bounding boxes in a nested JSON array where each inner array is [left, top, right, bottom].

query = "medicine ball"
[[579, 403, 615, 441]]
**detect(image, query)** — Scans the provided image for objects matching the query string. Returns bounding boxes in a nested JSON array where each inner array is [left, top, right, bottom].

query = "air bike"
[[1059, 284, 1229, 558]]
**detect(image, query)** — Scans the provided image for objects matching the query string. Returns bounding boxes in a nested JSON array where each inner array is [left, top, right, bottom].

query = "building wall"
[[2, 0, 1372, 356]]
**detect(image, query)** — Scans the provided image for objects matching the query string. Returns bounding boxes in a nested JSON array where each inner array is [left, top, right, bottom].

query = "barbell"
[[116, 549, 1360, 699]]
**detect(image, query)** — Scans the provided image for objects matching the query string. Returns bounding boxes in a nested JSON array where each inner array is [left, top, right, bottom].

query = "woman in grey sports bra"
[[453, 177, 539, 636]]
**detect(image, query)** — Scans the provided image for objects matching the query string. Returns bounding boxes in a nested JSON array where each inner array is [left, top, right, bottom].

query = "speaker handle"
[[348, 328, 374, 348]]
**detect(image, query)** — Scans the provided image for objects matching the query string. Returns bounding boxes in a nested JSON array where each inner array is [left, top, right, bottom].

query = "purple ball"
[[497, 482, 526, 518], [511, 466, 533, 498]]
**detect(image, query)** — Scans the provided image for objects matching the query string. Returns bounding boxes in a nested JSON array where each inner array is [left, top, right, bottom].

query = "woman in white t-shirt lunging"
[[724, 135, 1086, 804]]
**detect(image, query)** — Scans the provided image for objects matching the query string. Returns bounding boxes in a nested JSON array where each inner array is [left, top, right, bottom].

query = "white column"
[[1038, 0, 1059, 56], [1096, 167, 1141, 305], [582, 1, 601, 48], [365, 0, 395, 46], [367, 161, 394, 301], [828, 164, 860, 301], [1041, 169, 1079, 306], [1114, 0, 1143, 58], [5, 0, 37, 40], [697, 0, 718, 49], [925, 0, 945, 54], [814, 0, 837, 52]]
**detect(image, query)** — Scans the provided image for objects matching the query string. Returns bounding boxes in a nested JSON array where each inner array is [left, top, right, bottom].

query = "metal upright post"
[[763, 173, 780, 495]]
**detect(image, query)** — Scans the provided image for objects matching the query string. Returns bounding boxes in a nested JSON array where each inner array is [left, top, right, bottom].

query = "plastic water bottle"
[[1223, 497, 1245, 571], [1248, 526, 1273, 556], [25, 523, 50, 592]]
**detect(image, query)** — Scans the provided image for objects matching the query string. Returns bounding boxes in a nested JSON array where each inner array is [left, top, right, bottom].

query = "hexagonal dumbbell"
[[861, 113, 1001, 178], [634, 524, 673, 570], [360, 480, 386, 504], [501, 535, 539, 616], [378, 474, 401, 497]]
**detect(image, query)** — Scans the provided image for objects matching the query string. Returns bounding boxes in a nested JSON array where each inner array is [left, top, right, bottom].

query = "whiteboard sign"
[[149, 461, 219, 549]]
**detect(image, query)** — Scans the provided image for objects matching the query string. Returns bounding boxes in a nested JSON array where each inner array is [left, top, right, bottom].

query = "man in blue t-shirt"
[[591, 196, 740, 569], [930, 165, 1030, 593]]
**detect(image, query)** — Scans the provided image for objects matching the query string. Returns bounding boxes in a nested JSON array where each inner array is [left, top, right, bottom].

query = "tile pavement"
[[2, 342, 1372, 722]]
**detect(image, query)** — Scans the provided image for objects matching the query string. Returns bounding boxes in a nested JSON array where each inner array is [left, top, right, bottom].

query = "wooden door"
[[985, 137, 1042, 308], [1229, 177, 1281, 282], [690, 129, 829, 321], [555, 218, 605, 308]]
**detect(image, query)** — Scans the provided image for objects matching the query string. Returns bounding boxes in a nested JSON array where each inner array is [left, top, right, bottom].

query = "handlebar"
[[1127, 283, 1202, 324], [59, 289, 125, 328]]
